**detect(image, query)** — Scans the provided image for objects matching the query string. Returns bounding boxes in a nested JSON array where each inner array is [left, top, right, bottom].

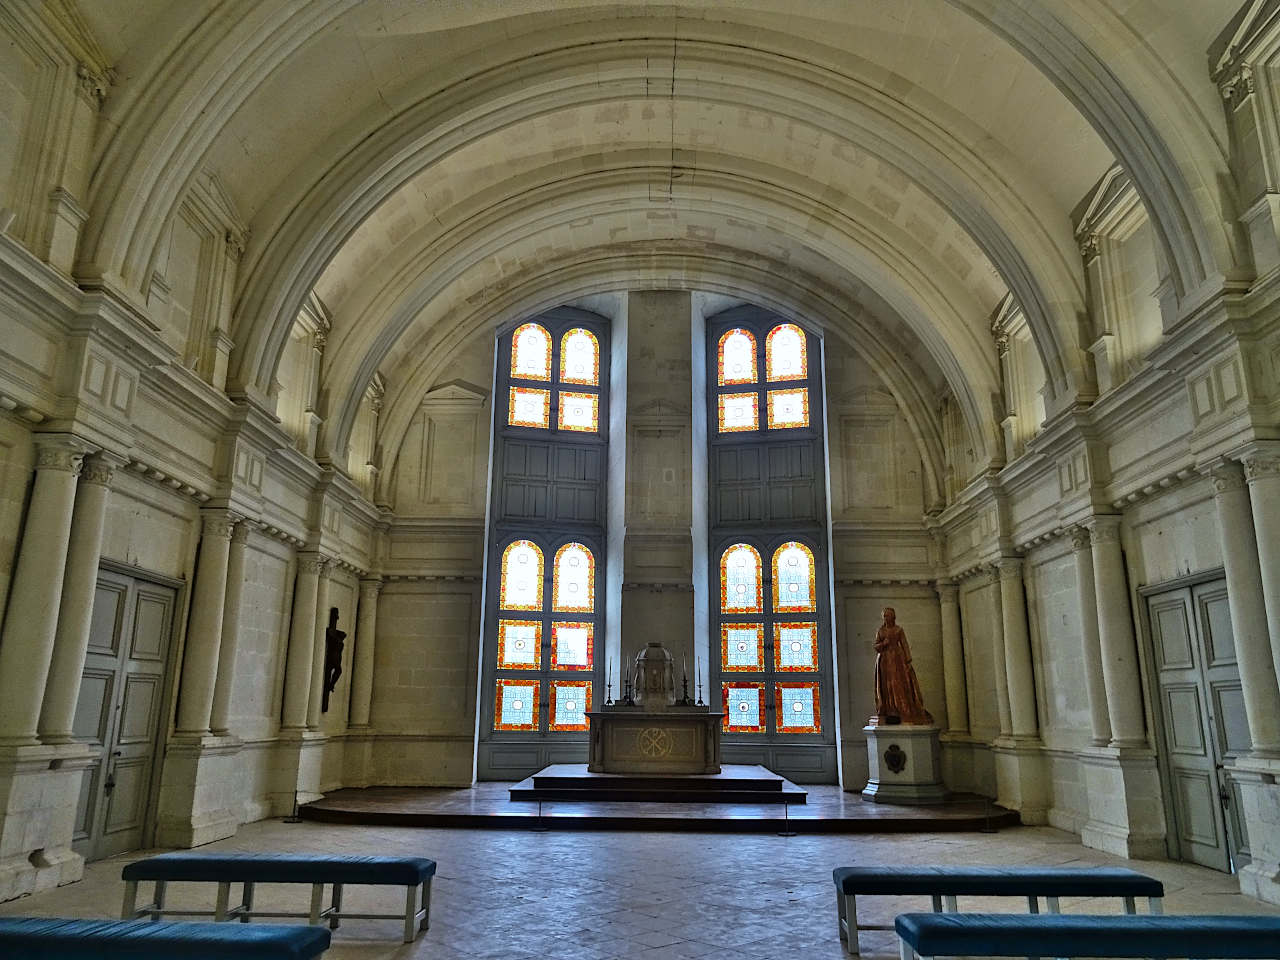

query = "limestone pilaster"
[[0, 436, 88, 746], [1085, 516, 1145, 747], [281, 554, 323, 729], [209, 521, 251, 735], [1069, 527, 1112, 746], [174, 512, 237, 735], [987, 569, 1013, 738], [996, 558, 1037, 738], [936, 581, 968, 735], [1211, 463, 1280, 755], [348, 579, 382, 728], [38, 453, 121, 742], [306, 564, 332, 729], [1243, 454, 1280, 689]]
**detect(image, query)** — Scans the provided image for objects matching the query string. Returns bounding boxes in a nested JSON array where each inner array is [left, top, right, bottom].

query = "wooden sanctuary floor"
[[300, 780, 1019, 834]]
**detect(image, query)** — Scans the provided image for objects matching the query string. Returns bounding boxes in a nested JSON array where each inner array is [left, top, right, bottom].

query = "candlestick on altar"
[[605, 654, 613, 705], [696, 654, 704, 705]]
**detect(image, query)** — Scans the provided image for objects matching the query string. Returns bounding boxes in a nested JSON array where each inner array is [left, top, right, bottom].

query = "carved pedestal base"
[[862, 724, 947, 804]]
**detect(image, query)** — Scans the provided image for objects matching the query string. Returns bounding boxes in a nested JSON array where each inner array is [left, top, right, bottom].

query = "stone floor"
[[2, 819, 1277, 959]]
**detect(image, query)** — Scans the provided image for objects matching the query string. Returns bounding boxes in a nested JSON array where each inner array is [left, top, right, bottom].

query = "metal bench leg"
[[845, 894, 859, 956], [404, 884, 418, 943], [943, 895, 957, 913], [836, 886, 846, 939], [1149, 896, 1163, 916], [899, 939, 917, 960], [151, 881, 166, 922], [931, 895, 942, 912], [1046, 896, 1060, 914], [241, 881, 255, 922], [1123, 896, 1136, 915], [329, 883, 343, 930], [215, 881, 230, 921], [122, 880, 138, 920], [309, 883, 324, 926], [420, 876, 432, 931], [1028, 896, 1040, 913]]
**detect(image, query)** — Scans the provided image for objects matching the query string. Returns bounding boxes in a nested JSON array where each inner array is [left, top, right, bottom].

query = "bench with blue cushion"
[[833, 865, 1164, 955], [0, 916, 330, 959], [895, 912, 1280, 959], [121, 853, 436, 943]]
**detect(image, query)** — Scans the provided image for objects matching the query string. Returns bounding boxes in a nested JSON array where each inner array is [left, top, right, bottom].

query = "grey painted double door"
[[1148, 578, 1250, 873], [72, 568, 176, 862]]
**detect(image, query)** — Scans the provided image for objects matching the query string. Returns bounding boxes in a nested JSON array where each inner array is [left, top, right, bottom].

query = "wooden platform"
[[510, 763, 808, 804], [299, 781, 1019, 834]]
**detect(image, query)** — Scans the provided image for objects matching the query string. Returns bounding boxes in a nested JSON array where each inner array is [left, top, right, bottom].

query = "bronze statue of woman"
[[871, 607, 933, 725]]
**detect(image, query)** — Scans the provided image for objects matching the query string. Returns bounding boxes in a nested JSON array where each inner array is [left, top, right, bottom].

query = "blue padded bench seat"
[[0, 916, 330, 959], [121, 853, 436, 943], [832, 866, 1164, 956], [895, 912, 1280, 959]]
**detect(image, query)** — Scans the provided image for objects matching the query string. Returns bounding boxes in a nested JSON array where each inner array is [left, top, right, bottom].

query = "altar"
[[588, 704, 723, 774]]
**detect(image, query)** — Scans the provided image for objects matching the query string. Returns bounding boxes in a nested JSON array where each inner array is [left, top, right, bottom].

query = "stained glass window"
[[766, 388, 809, 429], [497, 619, 541, 669], [722, 682, 765, 732], [511, 323, 551, 380], [775, 682, 821, 732], [551, 621, 593, 670], [558, 391, 599, 432], [718, 392, 758, 433], [720, 544, 763, 613], [549, 680, 591, 731], [559, 329, 600, 385], [717, 329, 758, 385], [721, 624, 763, 672], [500, 540, 544, 610], [494, 679, 539, 730], [772, 542, 816, 613], [773, 622, 818, 671], [553, 542, 595, 612], [508, 386, 550, 428], [766, 323, 807, 381]]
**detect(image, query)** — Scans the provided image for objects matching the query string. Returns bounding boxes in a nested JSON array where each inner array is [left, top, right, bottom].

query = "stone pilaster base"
[[862, 725, 947, 804], [939, 732, 985, 794], [271, 729, 326, 816], [1232, 756, 1280, 905], [342, 727, 374, 788], [0, 743, 91, 902], [993, 737, 1049, 824], [155, 734, 243, 848], [1078, 746, 1167, 859]]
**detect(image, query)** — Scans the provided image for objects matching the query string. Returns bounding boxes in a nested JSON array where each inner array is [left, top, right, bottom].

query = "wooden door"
[[72, 570, 176, 861], [1148, 580, 1251, 872]]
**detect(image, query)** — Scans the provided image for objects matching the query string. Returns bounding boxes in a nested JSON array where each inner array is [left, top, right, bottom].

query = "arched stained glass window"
[[721, 543, 763, 613], [718, 328, 758, 385], [766, 323, 807, 381], [500, 540, 544, 610], [772, 541, 816, 613], [552, 542, 595, 612], [511, 323, 552, 381], [559, 329, 600, 385]]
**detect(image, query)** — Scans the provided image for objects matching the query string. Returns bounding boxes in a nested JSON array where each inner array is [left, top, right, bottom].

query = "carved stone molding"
[[1069, 526, 1091, 552], [1077, 233, 1101, 263], [75, 62, 112, 109], [1243, 457, 1280, 483], [1210, 462, 1247, 495], [1219, 63, 1255, 106], [224, 228, 249, 260]]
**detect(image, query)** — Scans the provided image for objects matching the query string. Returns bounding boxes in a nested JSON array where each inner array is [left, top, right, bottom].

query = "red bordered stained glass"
[[559, 329, 600, 385], [553, 542, 595, 612], [494, 679, 539, 731], [497, 619, 541, 669], [508, 386, 550, 428], [766, 322, 808, 381], [500, 540, 544, 611], [510, 323, 551, 381], [720, 543, 763, 613], [766, 388, 809, 429], [717, 328, 758, 385], [722, 682, 765, 732], [551, 621, 593, 671], [558, 391, 599, 432], [718, 392, 758, 433], [775, 681, 821, 732], [773, 622, 818, 672], [721, 624, 764, 672], [772, 541, 816, 613], [549, 680, 592, 731]]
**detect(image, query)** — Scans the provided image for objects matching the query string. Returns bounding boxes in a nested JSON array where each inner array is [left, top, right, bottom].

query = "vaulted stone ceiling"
[[68, 0, 1248, 477]]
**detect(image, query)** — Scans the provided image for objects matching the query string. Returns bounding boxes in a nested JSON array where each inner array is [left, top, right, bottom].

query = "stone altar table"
[[587, 705, 723, 774]]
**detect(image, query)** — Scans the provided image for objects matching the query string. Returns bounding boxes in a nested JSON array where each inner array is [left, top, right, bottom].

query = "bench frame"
[[837, 886, 1162, 956], [122, 875, 432, 943]]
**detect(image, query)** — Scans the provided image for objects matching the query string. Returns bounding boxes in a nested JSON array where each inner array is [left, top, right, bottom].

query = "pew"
[[0, 916, 330, 959]]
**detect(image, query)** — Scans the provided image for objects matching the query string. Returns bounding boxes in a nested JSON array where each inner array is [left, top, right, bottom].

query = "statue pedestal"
[[861, 724, 947, 804], [588, 706, 723, 774]]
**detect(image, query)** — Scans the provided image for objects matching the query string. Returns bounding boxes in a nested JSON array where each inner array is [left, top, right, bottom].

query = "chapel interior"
[[2, 0, 1280, 953]]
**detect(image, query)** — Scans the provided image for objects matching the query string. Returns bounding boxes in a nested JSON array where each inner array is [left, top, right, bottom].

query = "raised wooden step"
[[509, 763, 808, 804]]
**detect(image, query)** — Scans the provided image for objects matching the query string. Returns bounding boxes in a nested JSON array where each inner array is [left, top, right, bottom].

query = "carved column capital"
[[1085, 515, 1123, 544], [935, 580, 959, 604], [201, 511, 239, 541], [1078, 232, 1101, 263], [78, 451, 127, 487], [1069, 525, 1091, 552], [75, 63, 112, 109], [1210, 461, 1247, 495], [1243, 456, 1280, 483], [359, 577, 384, 600], [297, 553, 325, 576], [33, 435, 92, 475], [995, 557, 1023, 580], [230, 520, 252, 545]]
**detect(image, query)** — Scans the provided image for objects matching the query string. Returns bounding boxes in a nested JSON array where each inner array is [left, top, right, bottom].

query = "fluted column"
[[997, 558, 1037, 738], [39, 453, 120, 741], [1211, 463, 1280, 755], [209, 521, 252, 735], [936, 581, 968, 734], [0, 436, 87, 745], [306, 563, 332, 728], [174, 512, 237, 735], [348, 579, 382, 728], [1070, 526, 1112, 746], [988, 569, 1013, 737], [1087, 516, 1145, 746], [282, 554, 323, 729], [1244, 454, 1280, 689]]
